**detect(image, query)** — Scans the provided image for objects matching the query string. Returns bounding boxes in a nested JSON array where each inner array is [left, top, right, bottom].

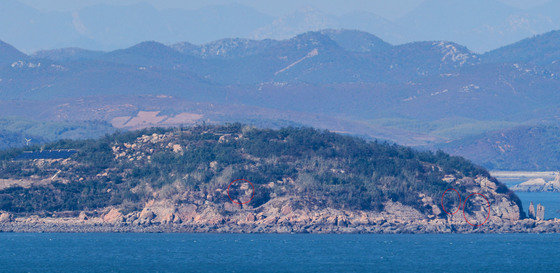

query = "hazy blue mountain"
[[483, 30, 560, 65], [100, 41, 190, 66], [250, 8, 405, 46], [1, 29, 559, 107], [0, 117, 115, 150], [529, 0, 560, 23], [0, 42, 216, 100], [0, 40, 27, 65], [440, 124, 560, 171], [386, 41, 479, 76], [169, 42, 199, 56], [0, 131, 31, 150], [397, 0, 559, 52], [32, 48, 105, 62], [337, 11, 407, 44], [173, 39, 280, 59], [174, 30, 477, 85], [181, 31, 389, 84], [0, 0, 90, 52], [171, 29, 393, 60], [76, 3, 274, 48], [2, 29, 560, 156], [252, 8, 339, 41], [319, 29, 392, 53], [401, 0, 517, 30], [75, 3, 174, 48], [0, 1, 272, 52], [163, 4, 274, 44], [3, 0, 560, 53]]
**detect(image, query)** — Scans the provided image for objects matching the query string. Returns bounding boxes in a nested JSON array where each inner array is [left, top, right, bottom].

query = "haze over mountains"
[[440, 125, 560, 171], [2, 24, 560, 170], [3, 0, 560, 52]]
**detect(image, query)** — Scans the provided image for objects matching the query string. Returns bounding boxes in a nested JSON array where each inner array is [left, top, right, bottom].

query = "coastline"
[[2, 219, 560, 234]]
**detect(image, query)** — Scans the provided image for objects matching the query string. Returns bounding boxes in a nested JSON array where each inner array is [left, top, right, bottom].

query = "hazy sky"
[[18, 0, 553, 19], [5, 0, 558, 53]]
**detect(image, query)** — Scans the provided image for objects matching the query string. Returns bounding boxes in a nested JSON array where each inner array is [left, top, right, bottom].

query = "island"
[[512, 173, 560, 192], [0, 124, 558, 233]]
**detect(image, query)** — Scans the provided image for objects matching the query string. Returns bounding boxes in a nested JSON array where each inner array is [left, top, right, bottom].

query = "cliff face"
[[0, 125, 531, 232], [536, 204, 545, 221], [121, 174, 522, 230], [103, 175, 522, 227]]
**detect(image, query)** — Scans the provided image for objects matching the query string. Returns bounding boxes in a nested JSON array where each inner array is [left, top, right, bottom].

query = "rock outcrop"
[[536, 204, 545, 221], [529, 202, 536, 219], [0, 173, 533, 233], [103, 208, 125, 223], [527, 202, 545, 221], [0, 212, 13, 222], [78, 211, 88, 221], [512, 173, 560, 192]]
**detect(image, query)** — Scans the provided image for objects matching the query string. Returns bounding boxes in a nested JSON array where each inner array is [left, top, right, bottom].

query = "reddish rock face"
[[103, 209, 124, 223], [536, 204, 545, 221], [78, 212, 88, 221], [0, 212, 13, 222], [246, 213, 256, 222], [281, 205, 293, 215]]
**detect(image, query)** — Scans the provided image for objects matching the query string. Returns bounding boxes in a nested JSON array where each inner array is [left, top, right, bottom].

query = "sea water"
[[516, 192, 560, 219], [498, 177, 560, 219], [0, 233, 559, 272]]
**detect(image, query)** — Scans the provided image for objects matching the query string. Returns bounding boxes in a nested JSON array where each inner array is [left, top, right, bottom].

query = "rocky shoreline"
[[2, 218, 560, 234], [3, 175, 557, 234], [1, 173, 554, 234]]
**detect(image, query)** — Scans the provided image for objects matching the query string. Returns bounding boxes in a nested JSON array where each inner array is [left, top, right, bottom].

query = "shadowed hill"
[[0, 40, 27, 65], [440, 124, 560, 171]]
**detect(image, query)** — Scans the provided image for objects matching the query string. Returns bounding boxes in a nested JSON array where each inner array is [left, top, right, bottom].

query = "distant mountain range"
[[0, 40, 27, 65], [1, 29, 560, 170], [0, 117, 115, 150], [3, 0, 560, 52], [483, 30, 560, 68], [440, 125, 560, 171], [397, 0, 560, 52]]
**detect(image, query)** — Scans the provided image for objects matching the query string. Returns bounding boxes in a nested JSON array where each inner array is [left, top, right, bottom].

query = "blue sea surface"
[[515, 192, 560, 219], [498, 178, 560, 219], [0, 233, 559, 272]]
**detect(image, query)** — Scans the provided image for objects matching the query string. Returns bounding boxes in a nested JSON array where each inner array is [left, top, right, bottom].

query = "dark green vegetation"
[[0, 124, 496, 215], [440, 124, 560, 171]]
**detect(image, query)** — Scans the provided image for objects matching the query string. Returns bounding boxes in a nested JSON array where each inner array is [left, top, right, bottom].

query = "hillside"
[[0, 117, 115, 149], [482, 30, 560, 66], [440, 125, 560, 171], [0, 131, 33, 150], [396, 0, 556, 52], [0, 125, 529, 233], [32, 48, 104, 62], [0, 40, 26, 65]]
